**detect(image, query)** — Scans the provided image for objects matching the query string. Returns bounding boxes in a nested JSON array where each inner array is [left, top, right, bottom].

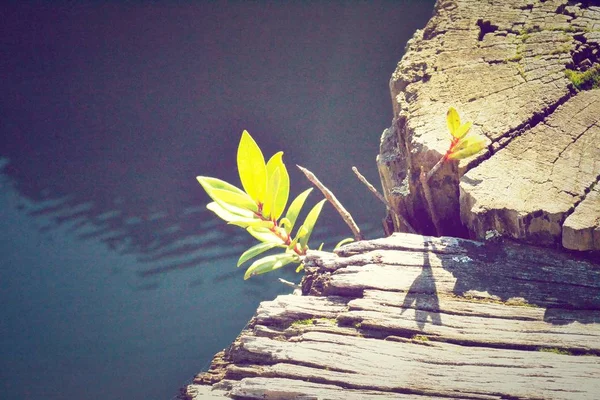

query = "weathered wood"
[[185, 233, 600, 400], [378, 0, 600, 250], [461, 89, 600, 249], [225, 333, 600, 399], [563, 183, 600, 250], [185, 385, 230, 399]]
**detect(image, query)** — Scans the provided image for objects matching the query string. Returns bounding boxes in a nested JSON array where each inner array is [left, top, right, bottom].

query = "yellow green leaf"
[[262, 167, 281, 220], [197, 176, 247, 198], [294, 225, 308, 241], [228, 219, 275, 229], [447, 134, 488, 160], [298, 199, 326, 250], [283, 188, 313, 234], [287, 225, 307, 251], [247, 226, 285, 245], [446, 107, 461, 138], [447, 107, 473, 140], [454, 121, 473, 141], [237, 130, 267, 203], [265, 151, 289, 221], [206, 202, 251, 221], [334, 237, 354, 250], [279, 218, 292, 232], [244, 252, 299, 280], [197, 176, 257, 215], [209, 188, 258, 212], [295, 263, 304, 273], [237, 242, 281, 267]]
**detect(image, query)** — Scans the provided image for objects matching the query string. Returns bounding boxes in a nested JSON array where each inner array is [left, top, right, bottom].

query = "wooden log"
[[185, 233, 600, 400]]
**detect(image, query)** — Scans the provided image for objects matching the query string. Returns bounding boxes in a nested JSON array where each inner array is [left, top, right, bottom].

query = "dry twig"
[[351, 166, 416, 234], [297, 165, 363, 241]]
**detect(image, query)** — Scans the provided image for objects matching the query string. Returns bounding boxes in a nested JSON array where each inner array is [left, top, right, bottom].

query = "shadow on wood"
[[185, 233, 600, 399]]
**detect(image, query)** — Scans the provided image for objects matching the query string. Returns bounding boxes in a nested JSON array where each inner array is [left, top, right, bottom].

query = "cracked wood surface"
[[185, 233, 600, 399], [378, 0, 600, 250]]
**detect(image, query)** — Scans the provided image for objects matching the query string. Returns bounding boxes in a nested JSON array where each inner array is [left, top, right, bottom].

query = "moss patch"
[[290, 317, 338, 327], [412, 334, 430, 341], [538, 347, 573, 355], [565, 64, 600, 90], [449, 293, 540, 308], [291, 318, 315, 327]]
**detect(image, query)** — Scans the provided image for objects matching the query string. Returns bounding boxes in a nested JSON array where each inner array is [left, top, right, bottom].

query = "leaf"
[[262, 167, 280, 220], [237, 130, 267, 204], [287, 224, 307, 252], [237, 242, 281, 267], [244, 252, 299, 280], [208, 203, 273, 228], [287, 233, 300, 251], [334, 237, 354, 250], [265, 152, 289, 221], [294, 225, 308, 240], [446, 107, 461, 138], [283, 188, 313, 234], [228, 219, 275, 229], [447, 134, 488, 160], [197, 176, 248, 198], [247, 226, 285, 245], [298, 199, 326, 250], [454, 121, 473, 141], [197, 176, 257, 217], [209, 188, 258, 212], [295, 263, 304, 273], [207, 202, 251, 222], [279, 218, 292, 232], [447, 107, 473, 140]]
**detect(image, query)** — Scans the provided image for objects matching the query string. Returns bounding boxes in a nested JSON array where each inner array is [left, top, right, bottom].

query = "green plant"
[[538, 347, 572, 355], [505, 53, 523, 62], [565, 64, 600, 91], [291, 318, 315, 326], [421, 107, 487, 235], [549, 43, 571, 55], [426, 107, 488, 180], [197, 131, 327, 279]]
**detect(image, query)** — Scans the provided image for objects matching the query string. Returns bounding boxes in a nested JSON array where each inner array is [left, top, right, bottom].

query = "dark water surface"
[[0, 2, 435, 399]]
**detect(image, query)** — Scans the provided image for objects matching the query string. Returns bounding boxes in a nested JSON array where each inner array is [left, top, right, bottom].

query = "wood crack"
[[185, 233, 600, 399]]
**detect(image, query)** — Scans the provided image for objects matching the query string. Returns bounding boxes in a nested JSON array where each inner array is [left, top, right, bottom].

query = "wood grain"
[[185, 233, 600, 399]]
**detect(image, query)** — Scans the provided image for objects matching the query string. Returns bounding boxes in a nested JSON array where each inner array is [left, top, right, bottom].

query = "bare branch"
[[351, 166, 416, 234], [297, 165, 363, 241]]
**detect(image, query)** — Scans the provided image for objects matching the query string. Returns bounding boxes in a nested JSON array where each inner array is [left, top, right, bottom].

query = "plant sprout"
[[197, 131, 326, 279], [427, 107, 488, 180], [421, 107, 488, 236]]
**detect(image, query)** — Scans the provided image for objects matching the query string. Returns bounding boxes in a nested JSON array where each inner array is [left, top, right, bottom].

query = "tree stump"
[[378, 0, 600, 250]]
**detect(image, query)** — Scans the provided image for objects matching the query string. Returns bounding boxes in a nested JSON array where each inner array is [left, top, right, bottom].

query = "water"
[[0, 2, 435, 399]]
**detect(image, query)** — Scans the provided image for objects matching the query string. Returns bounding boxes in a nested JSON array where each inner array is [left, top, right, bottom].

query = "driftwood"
[[185, 233, 600, 399]]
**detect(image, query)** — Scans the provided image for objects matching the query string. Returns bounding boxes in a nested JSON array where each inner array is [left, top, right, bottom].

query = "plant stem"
[[426, 155, 446, 181], [254, 210, 304, 255], [351, 166, 416, 234], [297, 165, 363, 242]]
